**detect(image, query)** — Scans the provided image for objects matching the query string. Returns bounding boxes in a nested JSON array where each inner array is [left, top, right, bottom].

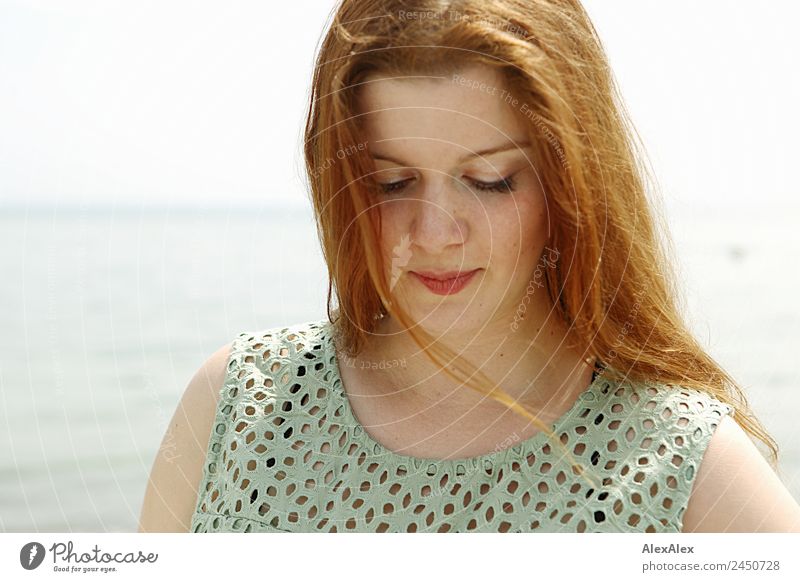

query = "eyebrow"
[[371, 141, 532, 166]]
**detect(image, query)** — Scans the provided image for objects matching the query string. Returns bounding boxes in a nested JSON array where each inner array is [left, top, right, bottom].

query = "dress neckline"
[[321, 319, 608, 470]]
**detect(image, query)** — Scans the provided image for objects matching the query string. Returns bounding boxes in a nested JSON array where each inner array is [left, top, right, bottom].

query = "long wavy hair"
[[302, 0, 779, 483]]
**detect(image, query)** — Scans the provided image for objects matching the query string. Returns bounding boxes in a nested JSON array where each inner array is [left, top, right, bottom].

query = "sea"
[[0, 201, 798, 532]]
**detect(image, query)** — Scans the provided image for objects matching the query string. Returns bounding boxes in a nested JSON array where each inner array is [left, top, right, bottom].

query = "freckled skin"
[[358, 64, 550, 337], [349, 63, 592, 416]]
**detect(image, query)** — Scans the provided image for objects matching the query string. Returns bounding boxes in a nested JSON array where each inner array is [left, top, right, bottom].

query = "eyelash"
[[378, 176, 516, 194]]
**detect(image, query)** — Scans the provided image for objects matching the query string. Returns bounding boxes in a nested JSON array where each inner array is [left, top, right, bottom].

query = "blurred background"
[[1, 0, 798, 532]]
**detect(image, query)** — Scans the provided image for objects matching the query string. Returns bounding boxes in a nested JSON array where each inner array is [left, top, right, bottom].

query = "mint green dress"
[[190, 319, 733, 533]]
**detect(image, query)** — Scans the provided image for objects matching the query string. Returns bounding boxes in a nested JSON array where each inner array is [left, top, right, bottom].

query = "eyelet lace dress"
[[190, 319, 734, 533]]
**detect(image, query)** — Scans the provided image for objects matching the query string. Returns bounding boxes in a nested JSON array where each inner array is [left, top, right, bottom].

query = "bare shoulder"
[[137, 340, 233, 533], [681, 414, 800, 532]]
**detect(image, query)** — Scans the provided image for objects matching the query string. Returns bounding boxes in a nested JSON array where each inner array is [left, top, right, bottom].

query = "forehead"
[[356, 65, 527, 147]]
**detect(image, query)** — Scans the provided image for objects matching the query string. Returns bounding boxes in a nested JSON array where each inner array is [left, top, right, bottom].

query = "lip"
[[411, 270, 477, 280], [409, 269, 481, 296]]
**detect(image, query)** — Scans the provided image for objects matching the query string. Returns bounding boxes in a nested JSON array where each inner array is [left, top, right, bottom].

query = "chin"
[[408, 306, 488, 335], [388, 282, 488, 330]]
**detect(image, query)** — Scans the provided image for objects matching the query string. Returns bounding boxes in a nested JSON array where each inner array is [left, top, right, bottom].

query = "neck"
[[363, 305, 594, 410]]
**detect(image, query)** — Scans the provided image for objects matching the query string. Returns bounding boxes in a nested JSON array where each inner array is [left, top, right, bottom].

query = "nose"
[[409, 178, 468, 255]]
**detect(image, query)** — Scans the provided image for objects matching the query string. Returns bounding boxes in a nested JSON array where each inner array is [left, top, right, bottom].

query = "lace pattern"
[[190, 319, 734, 533]]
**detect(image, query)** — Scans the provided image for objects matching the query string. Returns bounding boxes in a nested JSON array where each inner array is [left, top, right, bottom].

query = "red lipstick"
[[410, 269, 480, 296]]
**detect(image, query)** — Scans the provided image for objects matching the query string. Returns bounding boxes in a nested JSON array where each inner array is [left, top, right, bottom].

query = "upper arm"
[[681, 414, 800, 532], [137, 341, 233, 532]]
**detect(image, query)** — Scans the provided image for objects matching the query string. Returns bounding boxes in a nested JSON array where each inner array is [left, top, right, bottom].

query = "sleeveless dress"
[[189, 319, 734, 533]]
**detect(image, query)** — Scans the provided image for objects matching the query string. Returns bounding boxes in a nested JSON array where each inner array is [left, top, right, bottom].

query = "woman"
[[139, 0, 800, 532]]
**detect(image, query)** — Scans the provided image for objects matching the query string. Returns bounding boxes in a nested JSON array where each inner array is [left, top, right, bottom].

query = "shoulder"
[[681, 411, 800, 532], [215, 318, 334, 428], [235, 319, 331, 360], [595, 381, 784, 531], [138, 319, 329, 532], [186, 319, 336, 531], [626, 380, 800, 533], [230, 319, 333, 388], [138, 339, 235, 532]]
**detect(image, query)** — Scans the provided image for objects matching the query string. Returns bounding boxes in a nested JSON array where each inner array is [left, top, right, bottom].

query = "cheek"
[[377, 204, 407, 260], [490, 190, 548, 263]]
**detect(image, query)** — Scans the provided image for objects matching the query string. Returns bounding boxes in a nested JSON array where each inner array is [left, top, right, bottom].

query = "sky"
[[0, 0, 798, 212]]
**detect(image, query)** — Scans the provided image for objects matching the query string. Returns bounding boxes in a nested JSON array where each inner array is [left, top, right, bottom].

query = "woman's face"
[[357, 64, 553, 335]]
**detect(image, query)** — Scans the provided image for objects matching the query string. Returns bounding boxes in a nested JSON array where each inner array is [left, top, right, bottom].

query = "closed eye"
[[376, 174, 516, 195], [468, 175, 516, 193], [378, 178, 414, 194]]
